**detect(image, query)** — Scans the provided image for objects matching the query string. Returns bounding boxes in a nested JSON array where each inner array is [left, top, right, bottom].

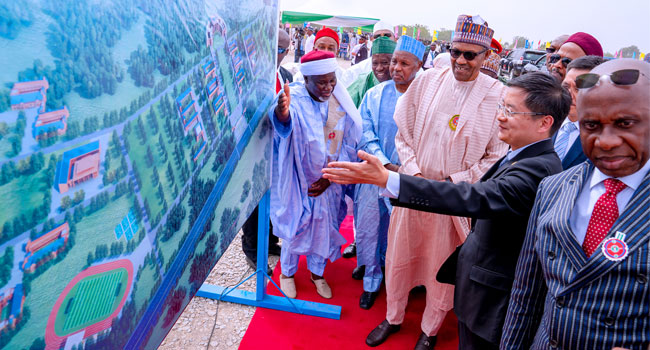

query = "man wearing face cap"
[[363, 15, 507, 350], [270, 50, 362, 300], [549, 31, 603, 81]]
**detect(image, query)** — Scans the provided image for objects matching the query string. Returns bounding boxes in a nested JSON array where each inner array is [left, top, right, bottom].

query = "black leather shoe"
[[245, 256, 273, 276], [414, 332, 437, 350], [366, 320, 401, 347], [342, 242, 356, 258], [359, 291, 378, 310], [352, 265, 365, 280]]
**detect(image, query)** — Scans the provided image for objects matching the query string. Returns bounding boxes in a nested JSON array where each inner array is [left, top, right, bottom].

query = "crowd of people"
[[242, 13, 649, 350]]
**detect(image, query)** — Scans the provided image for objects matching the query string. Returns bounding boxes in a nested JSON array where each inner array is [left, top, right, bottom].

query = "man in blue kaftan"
[[353, 36, 424, 309], [269, 50, 361, 299]]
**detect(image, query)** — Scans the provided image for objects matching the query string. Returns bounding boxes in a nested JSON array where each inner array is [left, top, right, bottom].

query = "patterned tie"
[[582, 178, 627, 257], [554, 122, 577, 159]]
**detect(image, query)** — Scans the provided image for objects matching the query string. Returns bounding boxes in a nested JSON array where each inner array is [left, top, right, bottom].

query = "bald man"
[[545, 34, 569, 72], [501, 59, 650, 349]]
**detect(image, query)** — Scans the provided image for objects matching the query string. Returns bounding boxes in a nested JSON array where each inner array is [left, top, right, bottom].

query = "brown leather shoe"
[[366, 320, 401, 347], [414, 332, 437, 350]]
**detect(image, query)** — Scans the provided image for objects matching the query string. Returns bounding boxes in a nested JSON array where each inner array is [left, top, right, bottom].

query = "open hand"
[[322, 150, 389, 187], [308, 177, 330, 197], [275, 82, 291, 123]]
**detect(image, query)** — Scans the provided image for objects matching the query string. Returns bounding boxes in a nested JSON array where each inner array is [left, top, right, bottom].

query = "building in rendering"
[[176, 88, 200, 134], [22, 222, 70, 272], [10, 77, 49, 112], [33, 106, 69, 139], [55, 141, 101, 193], [0, 284, 25, 331]]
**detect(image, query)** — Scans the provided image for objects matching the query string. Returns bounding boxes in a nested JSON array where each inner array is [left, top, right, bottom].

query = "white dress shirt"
[[382, 139, 547, 199], [305, 34, 315, 53], [554, 118, 580, 159], [570, 160, 650, 244]]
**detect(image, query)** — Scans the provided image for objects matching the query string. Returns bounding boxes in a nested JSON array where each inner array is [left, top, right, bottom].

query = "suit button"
[[548, 251, 556, 260], [637, 274, 648, 284], [555, 296, 565, 308], [549, 339, 558, 348], [603, 317, 615, 327]]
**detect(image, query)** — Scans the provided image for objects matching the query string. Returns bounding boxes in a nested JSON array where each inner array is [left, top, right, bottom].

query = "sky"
[[280, 0, 650, 55]]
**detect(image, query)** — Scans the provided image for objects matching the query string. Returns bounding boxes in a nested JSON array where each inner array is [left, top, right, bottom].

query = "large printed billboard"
[[0, 0, 277, 348]]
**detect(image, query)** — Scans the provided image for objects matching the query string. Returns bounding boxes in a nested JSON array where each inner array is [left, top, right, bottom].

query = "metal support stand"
[[197, 191, 342, 319]]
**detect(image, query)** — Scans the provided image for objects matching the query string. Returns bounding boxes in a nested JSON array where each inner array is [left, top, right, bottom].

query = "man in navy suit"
[[321, 72, 570, 349], [553, 55, 605, 170], [501, 59, 650, 349]]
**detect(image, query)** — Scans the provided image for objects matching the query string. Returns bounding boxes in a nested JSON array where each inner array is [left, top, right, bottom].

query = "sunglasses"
[[373, 33, 393, 39], [278, 47, 288, 54], [575, 69, 650, 89], [548, 54, 571, 67], [450, 47, 489, 61]]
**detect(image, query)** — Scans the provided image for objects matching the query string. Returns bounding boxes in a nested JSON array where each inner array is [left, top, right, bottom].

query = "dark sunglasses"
[[575, 69, 649, 89], [545, 47, 556, 54], [450, 47, 489, 61], [548, 54, 571, 67], [278, 47, 288, 54], [373, 33, 393, 39]]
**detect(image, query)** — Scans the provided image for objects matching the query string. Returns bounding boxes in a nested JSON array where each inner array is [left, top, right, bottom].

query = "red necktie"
[[276, 72, 282, 93], [582, 178, 627, 257]]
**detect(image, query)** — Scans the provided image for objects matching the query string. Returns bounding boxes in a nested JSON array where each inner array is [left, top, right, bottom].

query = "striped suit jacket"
[[500, 162, 650, 350]]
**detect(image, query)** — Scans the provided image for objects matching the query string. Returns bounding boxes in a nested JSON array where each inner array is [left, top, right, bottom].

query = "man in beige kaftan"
[[365, 15, 508, 350]]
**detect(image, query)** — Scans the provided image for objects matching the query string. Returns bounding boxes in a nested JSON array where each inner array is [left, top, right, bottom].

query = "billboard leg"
[[198, 191, 342, 320]]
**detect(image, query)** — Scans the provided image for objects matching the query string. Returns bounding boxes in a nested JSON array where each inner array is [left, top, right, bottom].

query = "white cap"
[[373, 20, 393, 34]]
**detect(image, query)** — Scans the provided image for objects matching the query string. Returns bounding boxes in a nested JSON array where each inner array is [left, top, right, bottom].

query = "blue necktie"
[[554, 122, 577, 159]]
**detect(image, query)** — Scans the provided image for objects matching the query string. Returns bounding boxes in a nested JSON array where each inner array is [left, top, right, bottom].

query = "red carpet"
[[240, 216, 459, 350]]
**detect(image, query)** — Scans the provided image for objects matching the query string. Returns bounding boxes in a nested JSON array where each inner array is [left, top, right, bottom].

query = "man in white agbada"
[[270, 50, 362, 299]]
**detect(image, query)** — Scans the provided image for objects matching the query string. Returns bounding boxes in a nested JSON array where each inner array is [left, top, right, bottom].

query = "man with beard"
[[548, 32, 602, 81], [363, 15, 507, 350], [352, 36, 424, 310], [554, 55, 605, 170], [545, 34, 569, 72]]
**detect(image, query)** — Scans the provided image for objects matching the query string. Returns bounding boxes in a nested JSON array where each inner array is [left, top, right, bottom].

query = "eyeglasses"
[[278, 47, 288, 54], [497, 103, 545, 118], [545, 47, 557, 54], [548, 54, 571, 67], [450, 47, 489, 61], [575, 69, 650, 89], [373, 33, 393, 40]]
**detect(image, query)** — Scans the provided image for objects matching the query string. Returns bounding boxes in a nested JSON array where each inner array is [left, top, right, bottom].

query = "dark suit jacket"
[[551, 128, 587, 170], [390, 139, 562, 344], [501, 163, 650, 350]]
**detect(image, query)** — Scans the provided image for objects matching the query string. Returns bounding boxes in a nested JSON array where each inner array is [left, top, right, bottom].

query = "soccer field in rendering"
[[55, 268, 128, 335]]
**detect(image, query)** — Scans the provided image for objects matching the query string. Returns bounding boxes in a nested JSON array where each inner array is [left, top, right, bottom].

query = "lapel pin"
[[601, 231, 629, 261]]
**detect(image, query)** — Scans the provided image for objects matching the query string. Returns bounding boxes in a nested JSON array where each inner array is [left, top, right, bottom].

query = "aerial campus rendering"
[[0, 0, 277, 349]]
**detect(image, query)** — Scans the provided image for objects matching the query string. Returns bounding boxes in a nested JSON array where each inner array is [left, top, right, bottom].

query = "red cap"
[[565, 32, 603, 57], [300, 50, 336, 64], [491, 38, 502, 54], [314, 27, 340, 47]]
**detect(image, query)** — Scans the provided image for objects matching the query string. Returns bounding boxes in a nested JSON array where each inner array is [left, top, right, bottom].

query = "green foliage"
[[127, 45, 155, 87], [0, 89, 10, 112], [0, 246, 14, 287], [618, 45, 641, 58], [0, 1, 34, 39]]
